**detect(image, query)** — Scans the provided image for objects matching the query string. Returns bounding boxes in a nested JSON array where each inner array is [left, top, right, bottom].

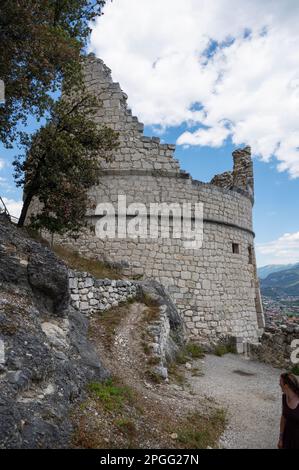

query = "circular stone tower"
[[27, 54, 265, 345]]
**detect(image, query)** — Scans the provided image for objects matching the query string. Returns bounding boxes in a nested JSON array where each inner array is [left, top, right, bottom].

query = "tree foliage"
[[14, 93, 119, 234], [0, 0, 107, 145]]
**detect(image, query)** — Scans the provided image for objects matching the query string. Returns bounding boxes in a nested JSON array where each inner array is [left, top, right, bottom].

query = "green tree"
[[14, 92, 118, 233], [0, 0, 107, 145]]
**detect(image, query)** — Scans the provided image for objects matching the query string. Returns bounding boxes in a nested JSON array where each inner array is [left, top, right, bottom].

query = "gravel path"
[[188, 354, 283, 449], [91, 304, 284, 449]]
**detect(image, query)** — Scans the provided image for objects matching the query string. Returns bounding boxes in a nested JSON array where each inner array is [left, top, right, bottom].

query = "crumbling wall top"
[[83, 55, 254, 202], [210, 146, 254, 202]]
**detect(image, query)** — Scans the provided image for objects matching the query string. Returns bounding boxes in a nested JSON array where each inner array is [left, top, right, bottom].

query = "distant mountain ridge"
[[258, 263, 299, 279], [259, 263, 299, 298]]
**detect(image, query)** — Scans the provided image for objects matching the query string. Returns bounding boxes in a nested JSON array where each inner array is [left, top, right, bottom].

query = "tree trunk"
[[18, 192, 34, 227]]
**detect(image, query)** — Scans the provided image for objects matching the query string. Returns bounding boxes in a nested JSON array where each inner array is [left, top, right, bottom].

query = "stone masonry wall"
[[69, 270, 138, 314], [210, 146, 254, 200], [248, 324, 299, 369], [68, 272, 184, 380], [26, 54, 264, 346], [50, 168, 262, 344], [82, 55, 181, 174]]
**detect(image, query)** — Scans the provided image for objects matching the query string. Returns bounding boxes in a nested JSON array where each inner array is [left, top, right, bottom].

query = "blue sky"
[[1, 0, 299, 267]]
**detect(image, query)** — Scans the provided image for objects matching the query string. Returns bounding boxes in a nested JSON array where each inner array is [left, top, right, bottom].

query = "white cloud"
[[178, 125, 231, 148], [0, 159, 5, 170], [257, 231, 299, 265], [0, 176, 14, 193], [1, 198, 23, 219], [90, 0, 299, 177]]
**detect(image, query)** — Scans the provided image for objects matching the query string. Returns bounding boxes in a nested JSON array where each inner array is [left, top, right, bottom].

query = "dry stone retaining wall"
[[69, 270, 138, 314], [68, 271, 184, 380], [248, 323, 299, 369]]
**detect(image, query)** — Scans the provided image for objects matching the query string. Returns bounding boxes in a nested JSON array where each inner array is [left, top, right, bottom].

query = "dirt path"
[[92, 303, 212, 418], [188, 354, 283, 449], [86, 303, 283, 449], [83, 303, 222, 448]]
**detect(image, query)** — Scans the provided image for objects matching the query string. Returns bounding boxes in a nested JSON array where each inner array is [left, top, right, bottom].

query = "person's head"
[[280, 373, 299, 396]]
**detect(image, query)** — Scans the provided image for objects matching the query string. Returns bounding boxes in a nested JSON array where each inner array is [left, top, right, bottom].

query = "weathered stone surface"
[[232, 146, 254, 199], [69, 270, 138, 314], [27, 249, 69, 314], [138, 279, 184, 367], [0, 214, 69, 314], [247, 318, 299, 369], [41, 322, 69, 350], [210, 171, 233, 190], [0, 216, 108, 448]]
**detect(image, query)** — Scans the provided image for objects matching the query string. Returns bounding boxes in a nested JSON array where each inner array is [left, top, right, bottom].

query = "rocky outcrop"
[[0, 215, 108, 448], [138, 279, 184, 377], [0, 215, 69, 314]]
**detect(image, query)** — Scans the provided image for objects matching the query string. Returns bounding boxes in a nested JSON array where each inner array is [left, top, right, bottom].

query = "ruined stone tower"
[[28, 54, 265, 345]]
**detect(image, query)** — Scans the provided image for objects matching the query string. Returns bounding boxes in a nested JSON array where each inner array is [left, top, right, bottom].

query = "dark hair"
[[281, 373, 299, 397]]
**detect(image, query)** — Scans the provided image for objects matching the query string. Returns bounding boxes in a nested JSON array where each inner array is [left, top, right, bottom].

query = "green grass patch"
[[290, 364, 299, 376], [25, 228, 50, 247], [141, 341, 151, 356], [115, 418, 137, 437], [177, 409, 227, 449], [191, 367, 204, 377], [144, 369, 164, 384], [53, 244, 121, 279], [175, 342, 206, 365], [168, 363, 185, 386], [185, 342, 205, 359], [88, 378, 134, 411], [147, 356, 161, 366], [167, 342, 206, 385], [175, 350, 189, 365], [214, 343, 236, 357]]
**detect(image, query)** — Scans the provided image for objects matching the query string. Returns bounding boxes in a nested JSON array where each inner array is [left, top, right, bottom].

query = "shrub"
[[115, 418, 137, 437], [214, 342, 236, 357], [177, 409, 227, 449], [290, 364, 299, 376], [88, 378, 133, 411], [185, 342, 205, 359]]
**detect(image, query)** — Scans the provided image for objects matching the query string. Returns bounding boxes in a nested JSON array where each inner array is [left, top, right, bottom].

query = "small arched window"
[[232, 243, 240, 254], [248, 245, 254, 264]]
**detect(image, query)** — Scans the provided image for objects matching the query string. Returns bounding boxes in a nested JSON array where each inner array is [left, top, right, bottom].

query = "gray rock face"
[[0, 215, 69, 314], [138, 279, 184, 366], [27, 248, 69, 314], [0, 216, 108, 448]]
